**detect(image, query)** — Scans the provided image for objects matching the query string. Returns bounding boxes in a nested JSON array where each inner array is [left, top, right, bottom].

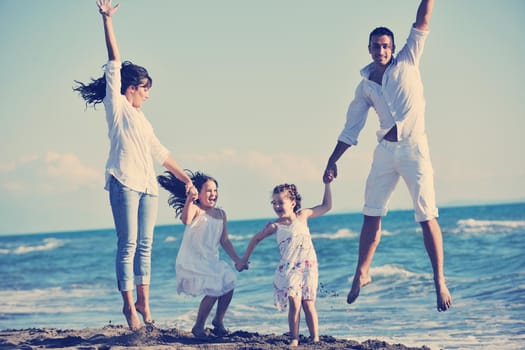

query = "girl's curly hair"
[[273, 183, 302, 213], [157, 170, 218, 218]]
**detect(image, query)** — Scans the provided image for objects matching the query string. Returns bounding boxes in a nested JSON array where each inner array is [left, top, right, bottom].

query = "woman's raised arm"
[[96, 0, 121, 61]]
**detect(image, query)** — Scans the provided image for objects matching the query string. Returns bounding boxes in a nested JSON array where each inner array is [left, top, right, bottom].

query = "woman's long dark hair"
[[158, 170, 218, 218], [73, 61, 152, 108]]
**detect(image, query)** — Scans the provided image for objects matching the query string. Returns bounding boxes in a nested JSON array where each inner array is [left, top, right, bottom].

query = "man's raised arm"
[[414, 0, 434, 31]]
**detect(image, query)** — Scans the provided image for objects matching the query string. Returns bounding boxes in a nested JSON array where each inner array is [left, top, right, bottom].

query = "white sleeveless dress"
[[273, 218, 318, 311], [175, 211, 236, 297]]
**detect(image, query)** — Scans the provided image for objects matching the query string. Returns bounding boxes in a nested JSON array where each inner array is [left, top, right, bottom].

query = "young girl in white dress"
[[240, 182, 332, 347], [158, 170, 245, 338]]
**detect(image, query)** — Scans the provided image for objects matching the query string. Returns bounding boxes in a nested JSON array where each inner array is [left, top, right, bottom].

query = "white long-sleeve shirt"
[[338, 26, 429, 145], [103, 60, 169, 195]]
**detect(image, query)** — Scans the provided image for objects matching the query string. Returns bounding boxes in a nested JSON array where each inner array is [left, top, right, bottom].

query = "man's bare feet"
[[346, 274, 372, 304], [122, 306, 141, 330], [436, 282, 452, 312]]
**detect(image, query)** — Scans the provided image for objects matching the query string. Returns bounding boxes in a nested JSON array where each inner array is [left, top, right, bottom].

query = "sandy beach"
[[0, 325, 432, 349]]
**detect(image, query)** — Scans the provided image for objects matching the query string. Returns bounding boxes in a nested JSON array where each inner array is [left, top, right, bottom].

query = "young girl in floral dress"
[[240, 181, 332, 347]]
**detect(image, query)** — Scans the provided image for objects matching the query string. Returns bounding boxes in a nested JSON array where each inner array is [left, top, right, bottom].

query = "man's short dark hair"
[[369, 27, 395, 48]]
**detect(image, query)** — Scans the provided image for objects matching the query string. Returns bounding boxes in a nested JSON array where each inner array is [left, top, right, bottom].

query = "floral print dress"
[[273, 218, 318, 311]]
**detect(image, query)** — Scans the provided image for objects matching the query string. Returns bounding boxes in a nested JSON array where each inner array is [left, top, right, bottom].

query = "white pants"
[[363, 135, 438, 222]]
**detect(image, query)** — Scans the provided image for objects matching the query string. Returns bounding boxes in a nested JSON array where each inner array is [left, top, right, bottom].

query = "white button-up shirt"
[[338, 27, 429, 145], [103, 60, 169, 195]]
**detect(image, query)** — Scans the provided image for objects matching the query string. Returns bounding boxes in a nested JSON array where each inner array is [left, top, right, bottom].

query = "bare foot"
[[347, 274, 372, 304], [436, 282, 452, 312], [289, 338, 299, 347], [134, 302, 154, 325], [122, 306, 141, 330]]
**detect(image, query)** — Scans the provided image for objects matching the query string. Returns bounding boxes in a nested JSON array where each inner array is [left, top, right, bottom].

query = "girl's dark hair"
[[273, 183, 302, 213], [73, 61, 152, 108], [157, 170, 218, 218]]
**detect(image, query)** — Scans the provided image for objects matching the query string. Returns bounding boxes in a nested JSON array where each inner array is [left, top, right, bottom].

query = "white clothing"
[[103, 60, 169, 195], [338, 27, 429, 145], [176, 211, 236, 297], [273, 218, 318, 311], [363, 136, 438, 222], [336, 26, 438, 221]]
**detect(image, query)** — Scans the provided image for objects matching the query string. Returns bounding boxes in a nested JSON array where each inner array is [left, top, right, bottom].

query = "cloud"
[[44, 152, 101, 185], [156, 148, 334, 223], [181, 148, 325, 182], [0, 152, 103, 196]]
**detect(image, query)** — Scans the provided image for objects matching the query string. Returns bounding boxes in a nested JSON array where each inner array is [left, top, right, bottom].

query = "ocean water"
[[1, 202, 524, 350]]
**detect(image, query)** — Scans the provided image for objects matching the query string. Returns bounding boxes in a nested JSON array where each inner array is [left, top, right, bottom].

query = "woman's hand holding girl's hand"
[[96, 0, 120, 17], [185, 183, 198, 197], [186, 190, 198, 204]]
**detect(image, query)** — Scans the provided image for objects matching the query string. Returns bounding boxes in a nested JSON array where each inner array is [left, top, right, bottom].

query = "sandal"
[[211, 320, 230, 336], [191, 326, 209, 339]]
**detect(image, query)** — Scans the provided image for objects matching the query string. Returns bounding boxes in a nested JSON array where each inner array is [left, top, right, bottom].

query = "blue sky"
[[0, 1, 524, 235]]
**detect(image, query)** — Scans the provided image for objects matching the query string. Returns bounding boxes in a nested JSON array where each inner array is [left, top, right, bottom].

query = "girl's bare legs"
[[192, 295, 217, 336], [347, 215, 381, 304], [288, 296, 301, 346], [212, 289, 234, 334], [121, 290, 141, 330], [302, 299, 319, 342], [135, 284, 153, 324]]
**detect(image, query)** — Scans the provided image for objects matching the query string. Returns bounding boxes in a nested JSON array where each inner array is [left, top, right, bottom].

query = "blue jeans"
[[109, 176, 158, 292]]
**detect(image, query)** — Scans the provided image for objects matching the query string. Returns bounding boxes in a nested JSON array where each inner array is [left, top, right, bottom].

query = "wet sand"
[[0, 324, 431, 349]]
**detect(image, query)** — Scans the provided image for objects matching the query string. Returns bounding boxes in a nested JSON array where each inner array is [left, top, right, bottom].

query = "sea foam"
[[0, 238, 65, 255], [451, 218, 525, 234], [311, 228, 358, 240]]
